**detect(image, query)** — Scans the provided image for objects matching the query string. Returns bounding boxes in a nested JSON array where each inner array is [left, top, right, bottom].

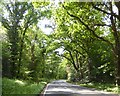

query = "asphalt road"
[[43, 80, 119, 96]]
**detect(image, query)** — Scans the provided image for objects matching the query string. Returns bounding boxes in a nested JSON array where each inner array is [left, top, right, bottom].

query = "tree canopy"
[[1, 1, 120, 86]]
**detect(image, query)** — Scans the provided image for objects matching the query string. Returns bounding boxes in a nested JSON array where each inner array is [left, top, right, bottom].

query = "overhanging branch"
[[94, 24, 111, 27], [63, 6, 114, 49], [92, 4, 120, 21]]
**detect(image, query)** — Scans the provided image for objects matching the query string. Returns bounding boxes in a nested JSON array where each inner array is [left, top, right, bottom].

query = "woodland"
[[1, 1, 120, 95]]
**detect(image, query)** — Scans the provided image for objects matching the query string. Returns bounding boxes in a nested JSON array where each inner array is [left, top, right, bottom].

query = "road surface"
[[43, 80, 119, 96]]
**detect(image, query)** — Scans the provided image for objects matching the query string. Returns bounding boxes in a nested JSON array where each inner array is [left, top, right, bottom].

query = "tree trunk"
[[115, 1, 120, 86], [17, 45, 23, 78], [79, 62, 84, 79], [116, 43, 120, 85], [17, 28, 28, 78], [11, 55, 17, 78], [68, 50, 78, 71], [109, 2, 120, 85], [88, 57, 93, 81]]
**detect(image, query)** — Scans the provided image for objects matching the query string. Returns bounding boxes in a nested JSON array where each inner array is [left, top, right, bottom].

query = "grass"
[[2, 78, 47, 96], [69, 81, 120, 94], [80, 83, 120, 93]]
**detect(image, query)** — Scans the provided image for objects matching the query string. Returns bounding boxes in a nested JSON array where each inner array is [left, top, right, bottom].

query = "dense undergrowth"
[[2, 78, 48, 96]]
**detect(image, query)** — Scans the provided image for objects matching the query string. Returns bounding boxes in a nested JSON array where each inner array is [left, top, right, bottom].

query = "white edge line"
[[43, 83, 50, 96]]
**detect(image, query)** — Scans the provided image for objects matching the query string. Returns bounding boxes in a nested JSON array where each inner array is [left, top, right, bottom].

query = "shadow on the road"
[[41, 93, 119, 96], [48, 82, 96, 91], [43, 80, 119, 96]]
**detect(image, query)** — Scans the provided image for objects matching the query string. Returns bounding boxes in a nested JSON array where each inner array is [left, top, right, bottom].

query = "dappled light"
[[44, 80, 118, 96], [1, 1, 120, 95], [47, 88, 73, 92], [15, 80, 25, 85]]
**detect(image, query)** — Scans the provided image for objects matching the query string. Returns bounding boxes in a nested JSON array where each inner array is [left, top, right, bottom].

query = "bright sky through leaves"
[[37, 19, 53, 35]]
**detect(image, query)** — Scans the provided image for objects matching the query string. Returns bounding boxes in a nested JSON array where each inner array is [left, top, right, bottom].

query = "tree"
[[52, 2, 117, 84], [60, 1, 120, 85], [2, 2, 43, 78]]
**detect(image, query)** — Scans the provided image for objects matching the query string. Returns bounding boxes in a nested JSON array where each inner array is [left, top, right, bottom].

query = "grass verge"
[[69, 81, 120, 94], [2, 78, 47, 96]]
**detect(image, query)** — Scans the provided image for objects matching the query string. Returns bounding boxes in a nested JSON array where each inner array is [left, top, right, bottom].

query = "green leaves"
[[32, 2, 50, 8], [1, 1, 119, 85], [52, 2, 117, 83]]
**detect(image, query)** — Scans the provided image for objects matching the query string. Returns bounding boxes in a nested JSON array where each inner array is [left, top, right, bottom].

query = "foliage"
[[57, 59, 67, 79], [1, 1, 63, 81], [58, 2, 120, 85], [53, 2, 117, 84], [1, 1, 120, 94], [1, 2, 40, 78]]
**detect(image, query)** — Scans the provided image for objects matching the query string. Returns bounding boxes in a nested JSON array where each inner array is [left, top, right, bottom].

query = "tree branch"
[[59, 54, 71, 61], [94, 24, 111, 27], [63, 6, 114, 49], [67, 49, 78, 71], [73, 49, 86, 58], [92, 5, 120, 21]]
